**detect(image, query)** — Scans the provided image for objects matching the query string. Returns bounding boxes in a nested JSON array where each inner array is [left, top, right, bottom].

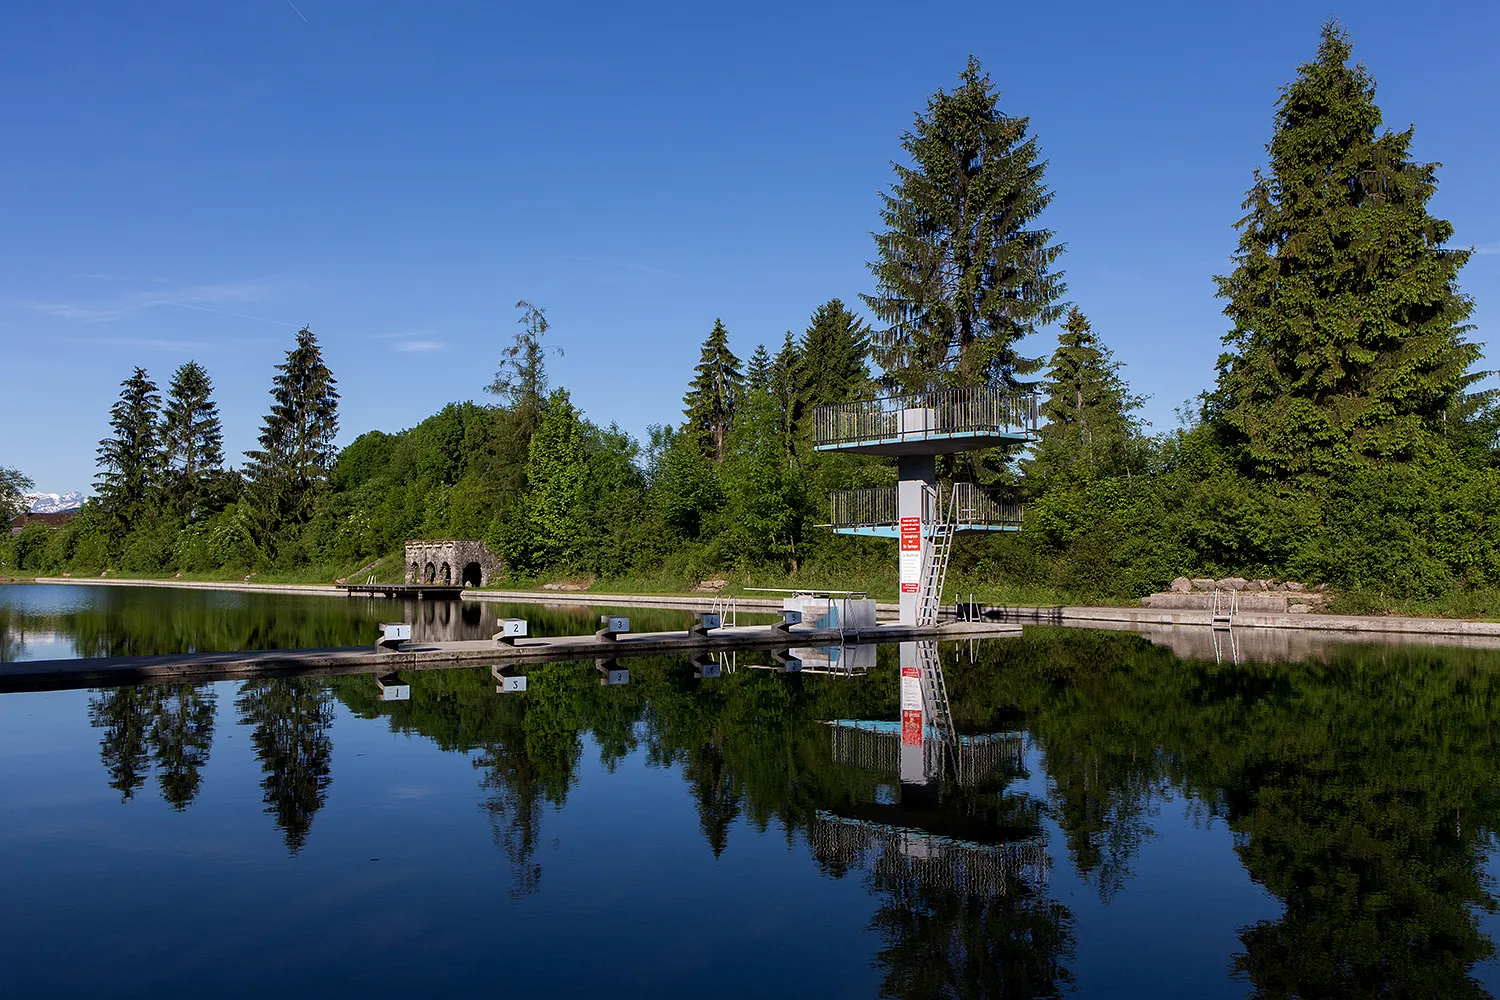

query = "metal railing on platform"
[[814, 386, 1039, 448], [827, 483, 1021, 531]]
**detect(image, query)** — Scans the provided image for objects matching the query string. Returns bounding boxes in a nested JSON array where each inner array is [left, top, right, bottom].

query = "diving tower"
[[815, 386, 1039, 625]]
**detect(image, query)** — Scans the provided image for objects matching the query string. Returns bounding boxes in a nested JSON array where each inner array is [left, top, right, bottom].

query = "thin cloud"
[[1474, 242, 1500, 256], [62, 336, 210, 352], [392, 339, 446, 352], [14, 280, 280, 324]]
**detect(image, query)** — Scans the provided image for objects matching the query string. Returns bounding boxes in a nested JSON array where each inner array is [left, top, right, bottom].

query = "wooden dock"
[[0, 621, 1021, 693], [336, 582, 466, 600]]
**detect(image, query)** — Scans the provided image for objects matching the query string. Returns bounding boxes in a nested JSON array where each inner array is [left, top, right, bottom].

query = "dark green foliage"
[[95, 367, 161, 535], [683, 318, 744, 462], [791, 298, 871, 454], [1026, 308, 1145, 485], [159, 361, 225, 521], [244, 326, 341, 534], [864, 56, 1065, 391], [237, 678, 334, 853], [1213, 22, 1480, 479]]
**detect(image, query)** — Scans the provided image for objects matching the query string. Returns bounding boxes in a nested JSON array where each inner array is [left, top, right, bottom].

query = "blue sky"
[[2, 0, 1496, 494]]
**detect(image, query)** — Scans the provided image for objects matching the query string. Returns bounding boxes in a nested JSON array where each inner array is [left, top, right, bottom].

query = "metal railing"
[[827, 483, 1021, 531], [814, 386, 1039, 448]]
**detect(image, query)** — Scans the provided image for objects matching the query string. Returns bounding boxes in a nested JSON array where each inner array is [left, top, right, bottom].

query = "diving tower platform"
[[815, 386, 1039, 625], [814, 386, 1037, 456]]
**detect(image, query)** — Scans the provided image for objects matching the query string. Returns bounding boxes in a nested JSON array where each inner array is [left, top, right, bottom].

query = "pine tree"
[[1027, 308, 1143, 484], [245, 327, 340, 525], [682, 319, 743, 462], [771, 331, 801, 464], [864, 56, 1065, 392], [159, 361, 224, 515], [1213, 21, 1480, 478], [95, 366, 161, 531], [236, 679, 334, 854]]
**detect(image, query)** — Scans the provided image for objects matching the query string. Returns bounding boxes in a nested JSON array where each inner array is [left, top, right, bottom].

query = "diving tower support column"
[[897, 456, 937, 626]]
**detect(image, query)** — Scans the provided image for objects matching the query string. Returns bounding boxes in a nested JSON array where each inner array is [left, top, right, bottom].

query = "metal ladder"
[[916, 640, 958, 781], [915, 484, 959, 627]]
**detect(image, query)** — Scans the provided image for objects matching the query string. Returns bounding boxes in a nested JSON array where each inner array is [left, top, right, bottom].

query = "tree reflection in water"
[[236, 678, 333, 853], [69, 624, 1500, 997], [87, 683, 217, 807]]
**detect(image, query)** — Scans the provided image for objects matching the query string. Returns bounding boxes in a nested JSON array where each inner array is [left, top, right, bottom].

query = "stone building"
[[404, 539, 503, 588]]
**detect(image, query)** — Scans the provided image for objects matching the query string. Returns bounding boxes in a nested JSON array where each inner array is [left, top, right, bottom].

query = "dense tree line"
[[4, 22, 1497, 606]]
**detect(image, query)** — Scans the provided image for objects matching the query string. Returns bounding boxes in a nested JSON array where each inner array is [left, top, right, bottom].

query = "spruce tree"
[[864, 56, 1065, 392], [746, 344, 773, 394], [95, 366, 161, 531], [245, 327, 341, 525], [682, 319, 743, 462], [794, 298, 871, 418], [1213, 22, 1480, 478], [160, 360, 224, 513], [1027, 307, 1143, 483]]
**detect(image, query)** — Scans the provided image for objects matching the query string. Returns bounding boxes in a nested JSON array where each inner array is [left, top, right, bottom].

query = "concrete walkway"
[[20, 576, 1500, 640]]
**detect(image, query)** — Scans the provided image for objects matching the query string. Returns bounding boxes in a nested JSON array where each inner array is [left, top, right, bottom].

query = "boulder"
[[1288, 602, 1313, 614], [1248, 579, 1272, 591], [691, 578, 728, 593], [1218, 577, 1249, 591], [1285, 581, 1306, 592], [1169, 577, 1192, 593], [1190, 578, 1217, 592]]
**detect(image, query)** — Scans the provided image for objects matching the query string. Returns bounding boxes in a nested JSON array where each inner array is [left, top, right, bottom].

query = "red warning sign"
[[901, 709, 923, 745], [901, 582, 919, 593], [899, 516, 921, 551]]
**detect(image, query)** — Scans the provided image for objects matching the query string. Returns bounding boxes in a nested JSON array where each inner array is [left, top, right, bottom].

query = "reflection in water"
[[236, 679, 333, 853], [50, 607, 1500, 997], [87, 684, 218, 807]]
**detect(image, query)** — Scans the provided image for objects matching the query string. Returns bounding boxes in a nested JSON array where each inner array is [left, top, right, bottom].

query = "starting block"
[[774, 649, 803, 673], [494, 618, 528, 646], [773, 609, 803, 633], [596, 615, 630, 642], [690, 653, 722, 680], [690, 611, 723, 638], [376, 622, 411, 650]]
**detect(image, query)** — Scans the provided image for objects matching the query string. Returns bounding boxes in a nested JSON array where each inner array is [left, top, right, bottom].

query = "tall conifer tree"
[[865, 56, 1065, 391], [682, 319, 743, 462], [95, 366, 161, 531], [160, 360, 224, 514], [245, 327, 341, 525], [1213, 22, 1479, 478]]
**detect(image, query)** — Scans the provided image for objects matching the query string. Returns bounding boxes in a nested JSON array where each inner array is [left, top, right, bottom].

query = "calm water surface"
[[2, 583, 1499, 998]]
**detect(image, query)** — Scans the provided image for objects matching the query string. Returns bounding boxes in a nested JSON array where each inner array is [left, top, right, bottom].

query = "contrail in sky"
[[285, 0, 308, 21]]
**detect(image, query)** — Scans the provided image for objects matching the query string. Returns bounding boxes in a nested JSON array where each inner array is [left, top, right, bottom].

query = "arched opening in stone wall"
[[424, 562, 436, 584], [409, 562, 419, 584], [461, 562, 482, 587], [441, 562, 452, 585]]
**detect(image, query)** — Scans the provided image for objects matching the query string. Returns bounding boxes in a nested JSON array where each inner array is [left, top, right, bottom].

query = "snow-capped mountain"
[[25, 491, 85, 514]]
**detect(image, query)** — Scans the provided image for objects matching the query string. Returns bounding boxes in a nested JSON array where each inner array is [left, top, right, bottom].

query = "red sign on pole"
[[899, 516, 921, 551], [901, 583, 919, 593]]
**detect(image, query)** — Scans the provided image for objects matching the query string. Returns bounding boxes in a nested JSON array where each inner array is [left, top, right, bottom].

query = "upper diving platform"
[[814, 386, 1039, 456]]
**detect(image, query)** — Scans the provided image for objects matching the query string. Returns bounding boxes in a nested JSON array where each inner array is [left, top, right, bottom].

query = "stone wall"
[[403, 539, 503, 588], [1141, 577, 1330, 614]]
